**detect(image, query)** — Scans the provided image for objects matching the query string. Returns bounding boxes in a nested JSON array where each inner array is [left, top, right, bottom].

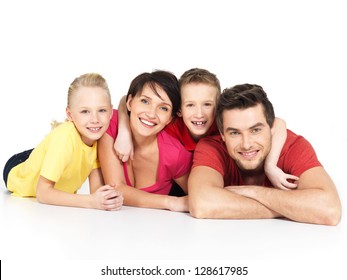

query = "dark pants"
[[3, 149, 33, 187], [168, 181, 186, 197]]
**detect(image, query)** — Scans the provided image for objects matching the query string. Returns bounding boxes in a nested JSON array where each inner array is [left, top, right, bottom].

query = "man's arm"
[[228, 166, 342, 225], [188, 166, 281, 219]]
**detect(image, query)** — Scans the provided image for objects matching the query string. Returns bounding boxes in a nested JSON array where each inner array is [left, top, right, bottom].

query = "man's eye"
[[229, 131, 239, 136]]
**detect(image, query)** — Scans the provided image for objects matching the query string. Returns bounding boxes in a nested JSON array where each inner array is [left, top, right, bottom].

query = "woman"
[[98, 70, 192, 212]]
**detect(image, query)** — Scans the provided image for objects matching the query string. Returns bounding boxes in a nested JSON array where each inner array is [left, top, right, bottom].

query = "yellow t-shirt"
[[7, 121, 99, 197]]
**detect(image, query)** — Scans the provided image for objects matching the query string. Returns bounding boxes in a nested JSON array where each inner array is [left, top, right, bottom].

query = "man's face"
[[220, 104, 273, 172]]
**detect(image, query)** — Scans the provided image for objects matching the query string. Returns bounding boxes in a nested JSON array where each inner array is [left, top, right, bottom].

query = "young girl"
[[3, 73, 123, 210], [97, 70, 192, 212], [115, 68, 299, 190]]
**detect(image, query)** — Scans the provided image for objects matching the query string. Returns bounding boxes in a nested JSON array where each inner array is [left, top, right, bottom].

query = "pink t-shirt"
[[106, 110, 192, 194]]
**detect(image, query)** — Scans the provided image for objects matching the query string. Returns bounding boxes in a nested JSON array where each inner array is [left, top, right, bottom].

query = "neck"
[[240, 168, 266, 186], [132, 132, 158, 152]]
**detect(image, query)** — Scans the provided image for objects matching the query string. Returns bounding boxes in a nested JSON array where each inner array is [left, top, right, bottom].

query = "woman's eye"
[[140, 99, 149, 104]]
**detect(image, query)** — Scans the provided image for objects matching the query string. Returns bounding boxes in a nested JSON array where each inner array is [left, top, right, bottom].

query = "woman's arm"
[[116, 185, 188, 212]]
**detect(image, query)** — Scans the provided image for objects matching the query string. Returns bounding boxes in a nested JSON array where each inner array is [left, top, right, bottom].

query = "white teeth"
[[241, 151, 257, 157], [192, 121, 206, 126], [140, 119, 155, 126], [89, 127, 101, 132]]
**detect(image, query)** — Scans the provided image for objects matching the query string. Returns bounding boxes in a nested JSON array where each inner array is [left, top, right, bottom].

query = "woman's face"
[[126, 84, 173, 138]]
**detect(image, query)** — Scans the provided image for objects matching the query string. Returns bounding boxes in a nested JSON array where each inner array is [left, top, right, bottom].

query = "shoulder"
[[158, 130, 192, 175], [280, 129, 322, 176], [45, 122, 83, 153], [192, 134, 231, 177], [196, 134, 226, 152], [106, 109, 119, 138], [283, 130, 318, 154], [49, 121, 77, 140]]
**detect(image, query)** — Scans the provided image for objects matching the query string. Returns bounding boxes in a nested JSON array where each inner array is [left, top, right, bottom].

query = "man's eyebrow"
[[225, 122, 266, 132], [249, 122, 266, 129], [225, 127, 239, 132]]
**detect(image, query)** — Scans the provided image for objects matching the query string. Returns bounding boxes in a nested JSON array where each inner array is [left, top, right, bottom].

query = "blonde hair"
[[68, 73, 111, 107], [51, 73, 111, 129]]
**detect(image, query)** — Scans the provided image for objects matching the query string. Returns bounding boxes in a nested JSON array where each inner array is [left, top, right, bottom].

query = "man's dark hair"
[[216, 84, 275, 132]]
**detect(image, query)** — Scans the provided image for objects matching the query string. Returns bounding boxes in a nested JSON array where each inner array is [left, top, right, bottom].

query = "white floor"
[[1, 180, 346, 280]]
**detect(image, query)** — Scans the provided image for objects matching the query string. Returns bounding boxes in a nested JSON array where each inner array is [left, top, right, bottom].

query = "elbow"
[[321, 204, 342, 226], [189, 197, 210, 219], [313, 197, 342, 226], [189, 207, 207, 219], [36, 191, 45, 204], [36, 187, 49, 205]]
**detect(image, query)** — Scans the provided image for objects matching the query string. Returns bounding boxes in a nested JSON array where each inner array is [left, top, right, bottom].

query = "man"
[[188, 84, 341, 225]]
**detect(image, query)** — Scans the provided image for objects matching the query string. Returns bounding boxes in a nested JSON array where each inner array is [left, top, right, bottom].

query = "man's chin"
[[236, 161, 262, 173]]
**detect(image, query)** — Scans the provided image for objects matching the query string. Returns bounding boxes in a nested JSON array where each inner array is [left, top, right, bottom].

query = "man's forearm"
[[228, 186, 335, 225], [190, 186, 281, 219]]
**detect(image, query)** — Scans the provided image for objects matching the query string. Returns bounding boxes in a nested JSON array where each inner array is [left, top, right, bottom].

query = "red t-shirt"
[[164, 117, 219, 152], [192, 130, 322, 186]]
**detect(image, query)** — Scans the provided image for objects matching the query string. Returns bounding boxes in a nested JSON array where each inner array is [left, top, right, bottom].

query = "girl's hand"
[[265, 165, 299, 190], [92, 185, 124, 210]]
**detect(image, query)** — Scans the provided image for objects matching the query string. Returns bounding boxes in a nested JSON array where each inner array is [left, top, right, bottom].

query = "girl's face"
[[179, 83, 218, 141], [66, 86, 113, 146], [126, 84, 173, 138]]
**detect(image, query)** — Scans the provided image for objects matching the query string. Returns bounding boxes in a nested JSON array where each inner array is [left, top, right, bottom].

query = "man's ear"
[[66, 107, 73, 121], [220, 130, 225, 142], [270, 126, 275, 136]]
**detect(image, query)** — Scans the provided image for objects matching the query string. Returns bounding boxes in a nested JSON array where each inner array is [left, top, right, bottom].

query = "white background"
[[0, 0, 346, 279]]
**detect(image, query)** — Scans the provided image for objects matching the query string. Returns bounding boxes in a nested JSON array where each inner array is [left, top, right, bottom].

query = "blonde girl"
[[3, 73, 123, 210]]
